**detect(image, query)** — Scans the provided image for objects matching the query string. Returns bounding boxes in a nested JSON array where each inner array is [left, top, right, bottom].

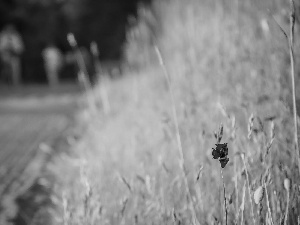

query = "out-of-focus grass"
[[48, 0, 300, 224]]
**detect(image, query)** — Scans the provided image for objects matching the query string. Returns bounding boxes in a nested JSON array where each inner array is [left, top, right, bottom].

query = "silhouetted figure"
[[65, 47, 94, 82], [42, 45, 63, 86], [0, 25, 24, 85]]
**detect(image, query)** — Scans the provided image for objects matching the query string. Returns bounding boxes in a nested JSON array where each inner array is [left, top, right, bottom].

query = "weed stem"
[[155, 45, 200, 225], [220, 168, 228, 225], [288, 0, 300, 176], [241, 155, 256, 225]]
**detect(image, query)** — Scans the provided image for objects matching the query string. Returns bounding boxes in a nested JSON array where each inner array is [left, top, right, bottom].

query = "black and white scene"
[[0, 0, 300, 224]]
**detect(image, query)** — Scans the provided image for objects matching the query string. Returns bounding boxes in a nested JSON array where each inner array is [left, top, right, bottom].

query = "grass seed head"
[[270, 121, 275, 139], [284, 178, 290, 191], [218, 123, 223, 143], [248, 113, 254, 139], [254, 186, 265, 205], [230, 116, 236, 140]]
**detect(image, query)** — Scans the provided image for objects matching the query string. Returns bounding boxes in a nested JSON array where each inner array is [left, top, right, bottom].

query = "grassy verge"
[[47, 0, 300, 224]]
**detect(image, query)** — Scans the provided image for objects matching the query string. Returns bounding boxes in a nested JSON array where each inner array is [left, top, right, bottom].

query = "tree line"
[[0, 0, 151, 82]]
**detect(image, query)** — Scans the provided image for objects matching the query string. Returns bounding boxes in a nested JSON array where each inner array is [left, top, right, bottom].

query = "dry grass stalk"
[[154, 45, 200, 225], [284, 178, 290, 225], [220, 168, 228, 225], [213, 124, 228, 225], [118, 174, 132, 193], [234, 157, 239, 222], [241, 154, 256, 225], [265, 121, 275, 159], [240, 181, 246, 225], [67, 33, 97, 115], [62, 192, 69, 225], [288, 0, 300, 176], [247, 114, 254, 140], [272, 0, 299, 175], [90, 41, 111, 115], [172, 208, 179, 225], [219, 106, 238, 222], [120, 197, 128, 217], [263, 182, 274, 225]]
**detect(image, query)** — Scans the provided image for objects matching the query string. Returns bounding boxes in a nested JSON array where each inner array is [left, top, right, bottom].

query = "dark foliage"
[[0, 0, 151, 82], [212, 143, 229, 168]]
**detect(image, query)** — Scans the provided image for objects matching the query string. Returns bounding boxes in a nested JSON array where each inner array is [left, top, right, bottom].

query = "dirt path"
[[0, 84, 82, 223]]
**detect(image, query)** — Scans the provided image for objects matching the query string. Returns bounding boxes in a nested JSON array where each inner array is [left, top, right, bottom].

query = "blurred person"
[[42, 44, 63, 86], [0, 24, 24, 85], [65, 47, 94, 82]]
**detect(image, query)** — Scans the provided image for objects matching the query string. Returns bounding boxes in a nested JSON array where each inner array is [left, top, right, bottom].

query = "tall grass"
[[45, 0, 300, 224]]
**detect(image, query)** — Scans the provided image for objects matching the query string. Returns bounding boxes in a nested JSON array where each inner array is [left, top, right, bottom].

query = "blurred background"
[[1, 0, 300, 224], [0, 0, 151, 84]]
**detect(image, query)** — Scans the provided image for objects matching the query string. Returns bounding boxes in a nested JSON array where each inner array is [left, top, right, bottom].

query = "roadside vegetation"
[[46, 0, 300, 224]]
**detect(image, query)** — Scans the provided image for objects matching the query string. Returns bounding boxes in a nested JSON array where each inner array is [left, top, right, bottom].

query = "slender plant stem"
[[241, 155, 256, 225], [154, 45, 200, 225], [284, 190, 290, 225], [264, 182, 274, 225], [91, 43, 111, 114], [288, 0, 300, 176], [233, 143, 239, 222], [273, 0, 300, 175], [220, 168, 228, 225], [240, 181, 246, 225], [67, 33, 97, 114]]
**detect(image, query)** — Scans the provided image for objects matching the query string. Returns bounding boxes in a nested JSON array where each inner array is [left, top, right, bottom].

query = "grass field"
[[47, 0, 300, 224]]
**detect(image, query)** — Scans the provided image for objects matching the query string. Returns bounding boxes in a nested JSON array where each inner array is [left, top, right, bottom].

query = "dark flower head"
[[212, 143, 228, 158], [219, 157, 229, 168], [212, 143, 229, 168]]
